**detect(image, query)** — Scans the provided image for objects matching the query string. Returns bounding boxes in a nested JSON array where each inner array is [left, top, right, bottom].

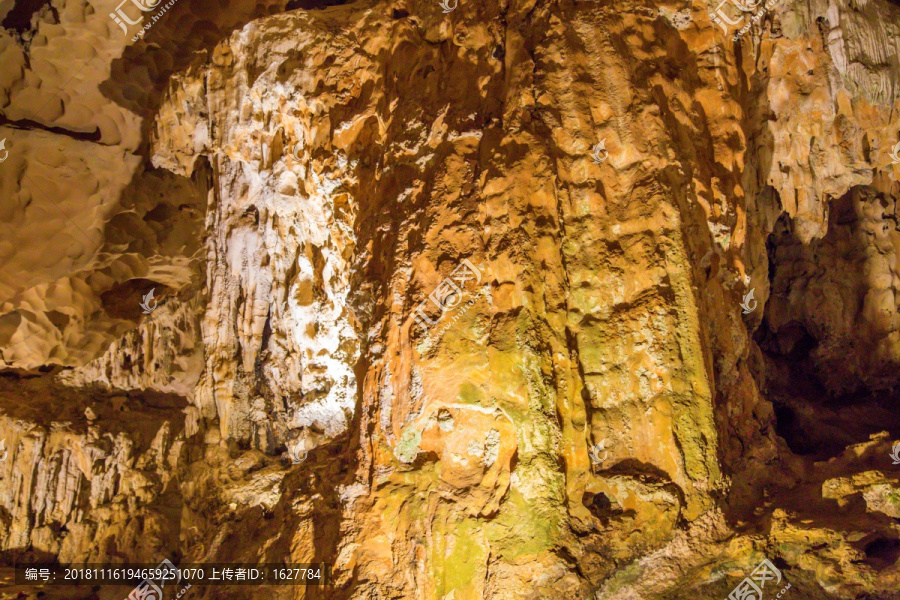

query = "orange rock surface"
[[2, 0, 900, 597]]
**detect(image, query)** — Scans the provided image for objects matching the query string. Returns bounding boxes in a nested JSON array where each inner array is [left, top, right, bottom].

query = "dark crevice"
[[99, 278, 167, 321], [759, 188, 900, 460], [861, 537, 900, 571], [0, 115, 102, 142], [2, 0, 58, 34], [581, 492, 635, 526], [285, 0, 353, 10]]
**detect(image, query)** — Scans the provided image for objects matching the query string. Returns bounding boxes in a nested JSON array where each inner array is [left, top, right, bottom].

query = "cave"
[[2, 0, 900, 597], [760, 190, 900, 459]]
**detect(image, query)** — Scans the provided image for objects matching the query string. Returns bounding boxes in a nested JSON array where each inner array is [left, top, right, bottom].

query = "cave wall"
[[2, 0, 900, 598]]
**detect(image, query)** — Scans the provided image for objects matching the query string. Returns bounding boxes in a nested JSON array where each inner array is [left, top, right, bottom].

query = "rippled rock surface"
[[2, 0, 900, 597]]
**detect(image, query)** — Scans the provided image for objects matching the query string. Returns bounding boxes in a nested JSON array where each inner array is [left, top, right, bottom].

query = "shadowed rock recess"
[[2, 0, 900, 596]]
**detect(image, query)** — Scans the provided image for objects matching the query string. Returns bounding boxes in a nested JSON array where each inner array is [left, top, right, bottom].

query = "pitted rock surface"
[[2, 0, 900, 598]]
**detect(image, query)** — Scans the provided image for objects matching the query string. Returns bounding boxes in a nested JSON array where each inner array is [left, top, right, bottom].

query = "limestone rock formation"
[[2, 0, 900, 597]]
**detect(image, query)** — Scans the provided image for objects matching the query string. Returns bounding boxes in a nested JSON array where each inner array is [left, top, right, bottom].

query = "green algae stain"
[[394, 426, 422, 464], [458, 381, 484, 405], [437, 518, 488, 597], [486, 485, 560, 560], [601, 559, 646, 595]]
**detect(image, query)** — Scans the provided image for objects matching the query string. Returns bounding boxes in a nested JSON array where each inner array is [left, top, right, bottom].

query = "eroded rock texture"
[[2, 0, 900, 597]]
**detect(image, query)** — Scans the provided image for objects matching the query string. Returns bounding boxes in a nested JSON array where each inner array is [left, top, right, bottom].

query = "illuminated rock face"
[[2, 0, 900, 598]]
